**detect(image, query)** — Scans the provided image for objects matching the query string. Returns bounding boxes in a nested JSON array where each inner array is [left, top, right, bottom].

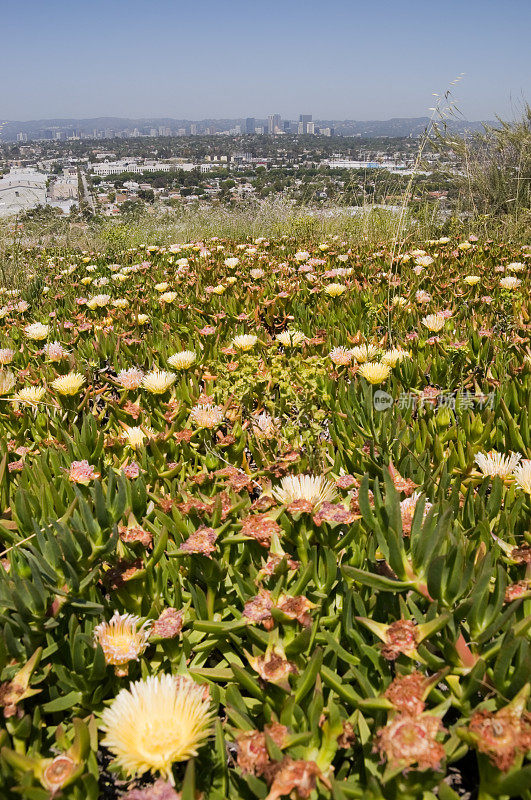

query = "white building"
[[0, 169, 48, 217], [91, 160, 174, 177]]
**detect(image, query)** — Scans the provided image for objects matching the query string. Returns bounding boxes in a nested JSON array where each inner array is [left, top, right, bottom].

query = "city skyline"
[[2, 0, 530, 122]]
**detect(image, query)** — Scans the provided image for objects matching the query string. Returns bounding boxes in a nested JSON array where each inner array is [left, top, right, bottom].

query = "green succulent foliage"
[[0, 235, 529, 799]]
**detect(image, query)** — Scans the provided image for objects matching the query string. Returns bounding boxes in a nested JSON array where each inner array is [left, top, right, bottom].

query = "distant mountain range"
[[0, 116, 495, 142]]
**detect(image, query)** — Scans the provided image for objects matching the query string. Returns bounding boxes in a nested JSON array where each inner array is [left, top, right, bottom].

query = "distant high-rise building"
[[268, 114, 281, 134], [190, 124, 198, 135], [255, 126, 265, 135], [307, 122, 315, 134], [283, 121, 291, 133], [245, 117, 256, 134], [158, 126, 171, 136], [16, 132, 28, 143], [297, 122, 305, 135], [299, 114, 312, 134]]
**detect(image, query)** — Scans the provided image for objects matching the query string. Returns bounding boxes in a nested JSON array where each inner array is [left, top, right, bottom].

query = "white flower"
[[272, 474, 337, 509], [142, 370, 176, 394], [25, 322, 49, 341], [474, 450, 521, 478], [329, 347, 353, 366], [513, 460, 531, 493], [232, 334, 258, 351], [168, 351, 196, 370], [351, 344, 379, 363], [500, 276, 521, 290], [276, 329, 306, 347]]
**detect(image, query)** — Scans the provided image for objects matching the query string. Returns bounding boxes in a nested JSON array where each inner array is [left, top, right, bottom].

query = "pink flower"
[[123, 462, 140, 479], [68, 460, 99, 485]]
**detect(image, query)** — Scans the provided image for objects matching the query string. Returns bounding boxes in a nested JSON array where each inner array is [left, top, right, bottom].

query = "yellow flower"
[[51, 373, 86, 396], [155, 282, 170, 292], [358, 362, 391, 384], [351, 344, 379, 363], [141, 370, 176, 394], [232, 334, 258, 351], [325, 283, 346, 297], [421, 313, 445, 333], [13, 386, 46, 406], [168, 351, 196, 370], [159, 292, 178, 304], [93, 611, 151, 676], [464, 275, 481, 285], [457, 241, 472, 251], [211, 284, 225, 295], [135, 314, 150, 325], [100, 673, 212, 782]]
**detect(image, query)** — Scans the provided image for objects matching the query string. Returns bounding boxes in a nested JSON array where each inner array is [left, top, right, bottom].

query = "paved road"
[[79, 170, 96, 213]]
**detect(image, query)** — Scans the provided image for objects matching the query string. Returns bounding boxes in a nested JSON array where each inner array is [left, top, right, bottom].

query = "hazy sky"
[[3, 0, 530, 121]]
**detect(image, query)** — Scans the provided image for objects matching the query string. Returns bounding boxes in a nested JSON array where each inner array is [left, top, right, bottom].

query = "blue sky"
[[3, 0, 530, 121]]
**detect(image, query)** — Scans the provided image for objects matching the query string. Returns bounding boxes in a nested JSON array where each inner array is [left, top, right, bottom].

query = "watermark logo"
[[373, 390, 394, 411], [373, 390, 495, 411]]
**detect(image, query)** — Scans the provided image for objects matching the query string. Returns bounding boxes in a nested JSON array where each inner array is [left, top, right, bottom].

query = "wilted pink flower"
[[123, 462, 140, 479], [375, 714, 445, 771]]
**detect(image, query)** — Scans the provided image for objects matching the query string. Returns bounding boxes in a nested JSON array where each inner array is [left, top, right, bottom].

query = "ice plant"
[[381, 348, 410, 367], [358, 362, 391, 384], [189, 403, 224, 428], [272, 474, 337, 510], [351, 344, 379, 363], [421, 313, 445, 333], [499, 276, 521, 289], [375, 714, 445, 771], [43, 341, 68, 361], [24, 322, 49, 340], [0, 371, 16, 394], [232, 334, 258, 351], [51, 372, 86, 395], [141, 370, 176, 394], [100, 674, 212, 782], [167, 350, 196, 369], [325, 283, 346, 296], [400, 492, 432, 535], [68, 460, 99, 485], [116, 367, 144, 390], [0, 349, 14, 365], [474, 450, 521, 478], [93, 611, 151, 676], [329, 346, 353, 366], [276, 329, 306, 346], [513, 459, 531, 494], [12, 386, 46, 406]]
